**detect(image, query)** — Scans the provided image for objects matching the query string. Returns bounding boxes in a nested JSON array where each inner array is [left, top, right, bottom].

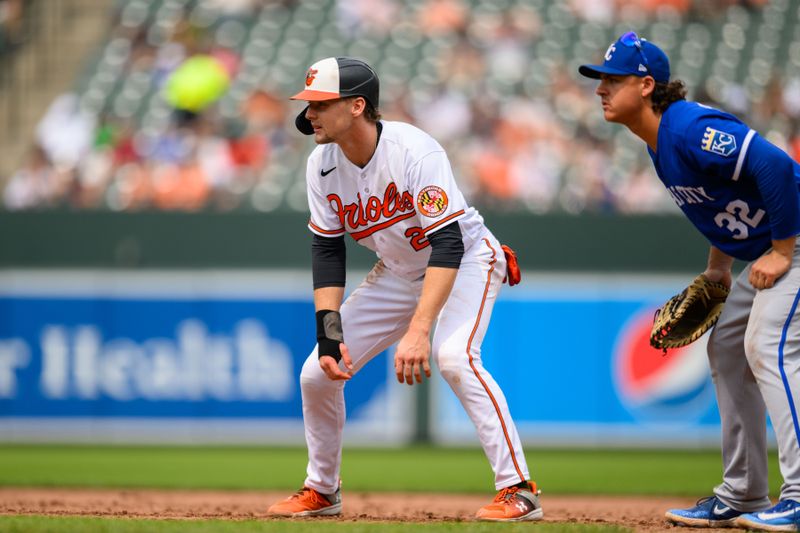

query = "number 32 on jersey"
[[714, 199, 765, 240]]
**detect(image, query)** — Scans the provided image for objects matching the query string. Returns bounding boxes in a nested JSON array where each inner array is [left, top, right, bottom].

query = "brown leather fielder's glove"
[[650, 274, 730, 353]]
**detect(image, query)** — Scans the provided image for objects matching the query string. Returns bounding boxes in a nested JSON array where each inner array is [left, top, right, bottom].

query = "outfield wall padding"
[[0, 211, 710, 272]]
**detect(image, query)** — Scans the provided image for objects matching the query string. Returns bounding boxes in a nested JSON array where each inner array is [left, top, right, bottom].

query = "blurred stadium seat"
[[1, 0, 798, 213]]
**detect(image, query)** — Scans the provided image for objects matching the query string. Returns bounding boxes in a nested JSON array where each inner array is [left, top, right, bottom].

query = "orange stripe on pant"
[[466, 237, 526, 484]]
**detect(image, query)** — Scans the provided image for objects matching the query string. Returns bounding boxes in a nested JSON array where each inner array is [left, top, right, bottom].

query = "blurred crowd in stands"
[[0, 0, 24, 57], [3, 0, 799, 214]]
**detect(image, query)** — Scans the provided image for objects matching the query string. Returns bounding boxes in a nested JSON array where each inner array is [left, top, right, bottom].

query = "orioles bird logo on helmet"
[[305, 68, 318, 87]]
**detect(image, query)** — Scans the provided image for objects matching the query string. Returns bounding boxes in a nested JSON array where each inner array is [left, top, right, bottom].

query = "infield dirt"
[[0, 488, 738, 532]]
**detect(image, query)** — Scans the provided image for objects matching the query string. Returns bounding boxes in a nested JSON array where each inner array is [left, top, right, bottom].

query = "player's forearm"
[[772, 235, 797, 260], [707, 246, 735, 272], [408, 266, 458, 334], [314, 286, 344, 312]]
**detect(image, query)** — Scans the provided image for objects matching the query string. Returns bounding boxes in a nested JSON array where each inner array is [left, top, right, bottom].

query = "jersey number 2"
[[404, 227, 429, 251], [714, 199, 765, 240]]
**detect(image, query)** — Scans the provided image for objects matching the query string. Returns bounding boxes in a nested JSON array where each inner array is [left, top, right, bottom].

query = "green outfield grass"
[[0, 445, 784, 496], [0, 516, 630, 533]]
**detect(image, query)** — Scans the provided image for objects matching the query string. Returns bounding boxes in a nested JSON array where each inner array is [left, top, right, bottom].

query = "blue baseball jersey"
[[648, 100, 800, 261]]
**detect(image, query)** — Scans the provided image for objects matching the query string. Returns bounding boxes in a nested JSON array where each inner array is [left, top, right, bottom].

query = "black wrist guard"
[[316, 310, 344, 362]]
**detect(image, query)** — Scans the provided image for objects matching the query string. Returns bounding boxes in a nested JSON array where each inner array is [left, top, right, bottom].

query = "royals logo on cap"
[[578, 32, 671, 84]]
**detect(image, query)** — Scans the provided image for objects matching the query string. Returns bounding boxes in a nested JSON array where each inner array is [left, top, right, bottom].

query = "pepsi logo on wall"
[[612, 308, 716, 422]]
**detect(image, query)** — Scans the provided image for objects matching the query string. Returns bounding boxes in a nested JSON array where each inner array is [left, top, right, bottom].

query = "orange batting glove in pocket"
[[501, 244, 521, 286]]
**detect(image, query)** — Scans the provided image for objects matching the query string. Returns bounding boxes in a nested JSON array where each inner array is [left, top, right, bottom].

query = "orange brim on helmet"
[[291, 57, 380, 135], [289, 89, 340, 101]]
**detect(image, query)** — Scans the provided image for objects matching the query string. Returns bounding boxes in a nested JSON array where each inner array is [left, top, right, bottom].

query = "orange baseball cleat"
[[476, 481, 543, 522], [267, 485, 342, 517]]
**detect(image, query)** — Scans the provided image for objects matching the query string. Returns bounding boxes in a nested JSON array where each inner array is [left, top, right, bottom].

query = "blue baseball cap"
[[579, 32, 670, 84]]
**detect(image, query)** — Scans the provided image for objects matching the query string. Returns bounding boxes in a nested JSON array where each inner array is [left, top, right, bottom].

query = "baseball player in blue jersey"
[[580, 33, 800, 531]]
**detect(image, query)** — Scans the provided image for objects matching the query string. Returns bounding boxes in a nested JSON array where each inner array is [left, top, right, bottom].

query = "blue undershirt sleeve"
[[742, 133, 800, 241]]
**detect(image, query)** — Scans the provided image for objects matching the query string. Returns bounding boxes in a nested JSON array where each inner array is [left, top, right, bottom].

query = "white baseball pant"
[[299, 232, 530, 494]]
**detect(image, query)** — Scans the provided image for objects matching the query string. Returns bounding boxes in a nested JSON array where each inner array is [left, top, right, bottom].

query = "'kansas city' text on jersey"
[[306, 121, 485, 280], [649, 100, 800, 261]]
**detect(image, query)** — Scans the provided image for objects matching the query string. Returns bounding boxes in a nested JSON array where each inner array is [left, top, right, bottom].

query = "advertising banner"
[[0, 271, 411, 444], [2, 271, 766, 447], [431, 276, 769, 447]]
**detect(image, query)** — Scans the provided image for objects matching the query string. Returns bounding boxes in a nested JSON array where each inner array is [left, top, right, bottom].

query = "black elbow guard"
[[312, 234, 346, 289], [427, 221, 465, 268]]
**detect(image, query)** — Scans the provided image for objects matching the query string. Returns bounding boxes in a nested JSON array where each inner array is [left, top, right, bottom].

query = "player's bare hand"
[[702, 268, 732, 290], [319, 343, 353, 381], [749, 250, 791, 290], [394, 329, 431, 386]]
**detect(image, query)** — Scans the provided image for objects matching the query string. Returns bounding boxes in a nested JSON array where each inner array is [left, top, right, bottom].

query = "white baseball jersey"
[[306, 121, 486, 280], [299, 120, 531, 496]]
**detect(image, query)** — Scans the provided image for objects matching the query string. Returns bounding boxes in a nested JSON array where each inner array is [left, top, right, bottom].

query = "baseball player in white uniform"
[[266, 57, 541, 522]]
